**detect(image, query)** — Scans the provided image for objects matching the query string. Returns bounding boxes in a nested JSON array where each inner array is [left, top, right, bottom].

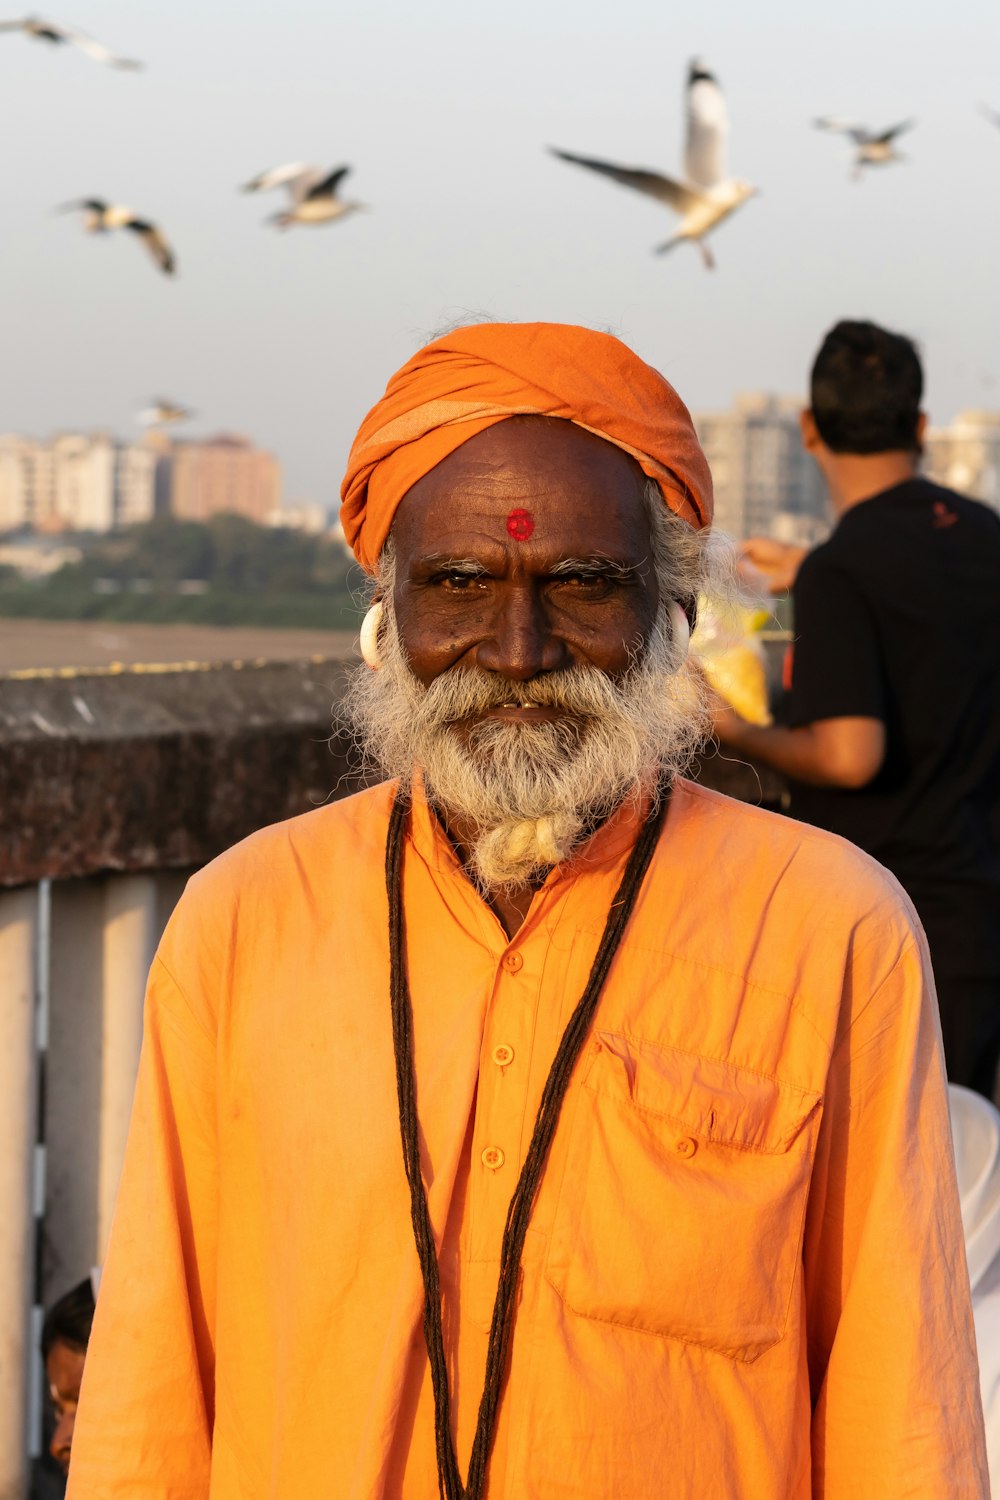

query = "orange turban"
[[340, 322, 713, 573]]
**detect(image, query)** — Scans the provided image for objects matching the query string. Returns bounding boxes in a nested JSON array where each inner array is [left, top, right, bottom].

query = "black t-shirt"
[[786, 478, 1000, 971]]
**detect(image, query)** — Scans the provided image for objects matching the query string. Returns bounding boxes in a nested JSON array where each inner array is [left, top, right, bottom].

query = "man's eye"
[[554, 572, 612, 592], [437, 572, 485, 591]]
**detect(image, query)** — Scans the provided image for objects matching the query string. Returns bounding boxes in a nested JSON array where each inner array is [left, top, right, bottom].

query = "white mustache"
[[420, 664, 632, 728]]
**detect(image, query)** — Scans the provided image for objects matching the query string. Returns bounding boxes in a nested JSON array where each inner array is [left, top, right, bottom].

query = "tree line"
[[0, 515, 365, 629]]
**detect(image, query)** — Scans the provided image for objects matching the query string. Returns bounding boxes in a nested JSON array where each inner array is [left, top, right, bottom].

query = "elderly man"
[[69, 323, 986, 1498]]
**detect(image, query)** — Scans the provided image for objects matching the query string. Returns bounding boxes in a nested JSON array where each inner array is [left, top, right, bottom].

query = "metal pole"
[[27, 879, 51, 1462], [97, 875, 157, 1256], [0, 886, 39, 1500]]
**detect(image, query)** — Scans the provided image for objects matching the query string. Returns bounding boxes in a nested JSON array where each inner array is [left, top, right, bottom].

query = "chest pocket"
[[544, 1030, 823, 1363]]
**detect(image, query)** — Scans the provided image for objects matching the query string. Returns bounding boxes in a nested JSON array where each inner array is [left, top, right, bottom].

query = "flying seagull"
[[813, 118, 916, 179], [59, 200, 175, 275], [0, 15, 141, 67], [550, 58, 757, 269], [241, 163, 363, 228], [139, 399, 194, 426]]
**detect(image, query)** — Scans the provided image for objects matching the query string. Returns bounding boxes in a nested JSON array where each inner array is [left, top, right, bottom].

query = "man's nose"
[[475, 585, 568, 680]]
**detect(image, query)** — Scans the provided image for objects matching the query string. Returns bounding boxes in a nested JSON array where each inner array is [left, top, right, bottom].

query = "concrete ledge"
[[0, 658, 784, 887], [0, 658, 361, 885]]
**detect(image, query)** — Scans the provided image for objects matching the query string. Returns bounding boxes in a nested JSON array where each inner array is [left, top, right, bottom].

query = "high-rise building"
[[923, 411, 1000, 511], [113, 444, 157, 528], [0, 436, 59, 531], [0, 437, 34, 532], [164, 434, 281, 524], [692, 394, 828, 541], [0, 433, 157, 534], [51, 434, 116, 531]]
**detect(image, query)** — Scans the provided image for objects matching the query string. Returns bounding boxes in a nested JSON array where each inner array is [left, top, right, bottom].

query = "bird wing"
[[303, 165, 351, 201], [242, 162, 316, 197], [126, 219, 176, 275], [0, 19, 31, 31], [145, 399, 192, 422], [550, 149, 699, 211], [685, 61, 729, 189], [47, 21, 141, 66], [873, 119, 915, 144], [103, 203, 138, 227], [813, 116, 867, 141]]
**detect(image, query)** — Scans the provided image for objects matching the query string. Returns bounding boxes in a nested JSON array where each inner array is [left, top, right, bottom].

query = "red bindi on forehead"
[[506, 508, 534, 542]]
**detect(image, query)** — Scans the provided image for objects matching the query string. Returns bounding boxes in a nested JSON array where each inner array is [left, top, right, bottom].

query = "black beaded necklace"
[[384, 782, 670, 1500]]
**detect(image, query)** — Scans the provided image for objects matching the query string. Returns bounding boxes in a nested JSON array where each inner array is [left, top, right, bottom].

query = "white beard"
[[343, 600, 707, 891]]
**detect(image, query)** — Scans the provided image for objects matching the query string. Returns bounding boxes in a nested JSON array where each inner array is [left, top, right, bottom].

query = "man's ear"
[[799, 409, 822, 454], [915, 411, 928, 455]]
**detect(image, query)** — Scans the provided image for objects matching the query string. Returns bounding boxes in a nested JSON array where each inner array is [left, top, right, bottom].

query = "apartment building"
[[693, 394, 828, 541], [924, 410, 1000, 510], [0, 434, 156, 533], [165, 434, 281, 524]]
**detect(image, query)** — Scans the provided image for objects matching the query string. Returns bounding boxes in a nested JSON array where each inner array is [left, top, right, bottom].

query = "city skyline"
[[5, 396, 998, 543], [0, 0, 997, 509], [0, 429, 283, 534]]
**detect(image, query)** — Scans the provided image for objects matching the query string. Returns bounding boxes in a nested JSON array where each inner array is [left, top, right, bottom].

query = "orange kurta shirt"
[[68, 778, 988, 1498]]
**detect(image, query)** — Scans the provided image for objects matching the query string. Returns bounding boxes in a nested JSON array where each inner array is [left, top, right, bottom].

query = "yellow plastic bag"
[[691, 598, 772, 726]]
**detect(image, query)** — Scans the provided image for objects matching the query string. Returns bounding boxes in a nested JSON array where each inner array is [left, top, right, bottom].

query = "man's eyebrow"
[[410, 554, 642, 579], [548, 556, 639, 578], [413, 555, 490, 575]]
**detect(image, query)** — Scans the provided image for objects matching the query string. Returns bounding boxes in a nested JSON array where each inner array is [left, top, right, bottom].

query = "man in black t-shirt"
[[713, 320, 1000, 1095]]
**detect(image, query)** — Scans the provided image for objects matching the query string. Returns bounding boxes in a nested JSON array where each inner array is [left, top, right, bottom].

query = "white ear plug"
[[360, 601, 384, 670], [667, 600, 690, 671]]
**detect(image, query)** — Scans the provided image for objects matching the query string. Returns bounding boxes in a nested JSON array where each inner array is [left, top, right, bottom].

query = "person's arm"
[[738, 536, 808, 596], [715, 545, 888, 788], [66, 949, 218, 1497], [804, 918, 989, 1495], [712, 705, 886, 788]]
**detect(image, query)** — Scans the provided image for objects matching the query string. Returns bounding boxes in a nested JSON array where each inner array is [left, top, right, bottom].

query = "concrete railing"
[[0, 657, 781, 1497]]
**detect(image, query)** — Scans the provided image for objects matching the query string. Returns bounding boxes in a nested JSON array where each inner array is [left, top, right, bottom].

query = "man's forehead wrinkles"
[[407, 514, 642, 552], [408, 543, 645, 578], [430, 457, 580, 494]]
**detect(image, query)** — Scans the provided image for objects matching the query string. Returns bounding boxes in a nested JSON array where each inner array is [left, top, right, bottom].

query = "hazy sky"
[[1, 0, 997, 509]]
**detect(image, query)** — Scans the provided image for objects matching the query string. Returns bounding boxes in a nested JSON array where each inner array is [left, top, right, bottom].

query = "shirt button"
[[492, 1043, 515, 1068], [502, 952, 523, 974], [481, 1145, 505, 1170], [675, 1137, 698, 1159]]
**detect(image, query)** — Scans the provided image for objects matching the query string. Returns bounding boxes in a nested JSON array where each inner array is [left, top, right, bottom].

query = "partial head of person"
[[340, 321, 717, 897], [801, 319, 926, 503], [41, 1275, 97, 1474]]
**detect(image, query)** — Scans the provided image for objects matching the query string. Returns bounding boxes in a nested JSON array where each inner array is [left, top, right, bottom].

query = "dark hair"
[[810, 319, 923, 454], [41, 1277, 96, 1360]]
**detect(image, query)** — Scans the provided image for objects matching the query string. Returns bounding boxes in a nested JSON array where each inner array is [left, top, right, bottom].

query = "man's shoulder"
[[795, 480, 1000, 598], [663, 780, 926, 1054], [941, 486, 1000, 539], [811, 480, 1000, 556], [185, 779, 397, 909], [148, 781, 399, 1027], [669, 778, 915, 929]]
